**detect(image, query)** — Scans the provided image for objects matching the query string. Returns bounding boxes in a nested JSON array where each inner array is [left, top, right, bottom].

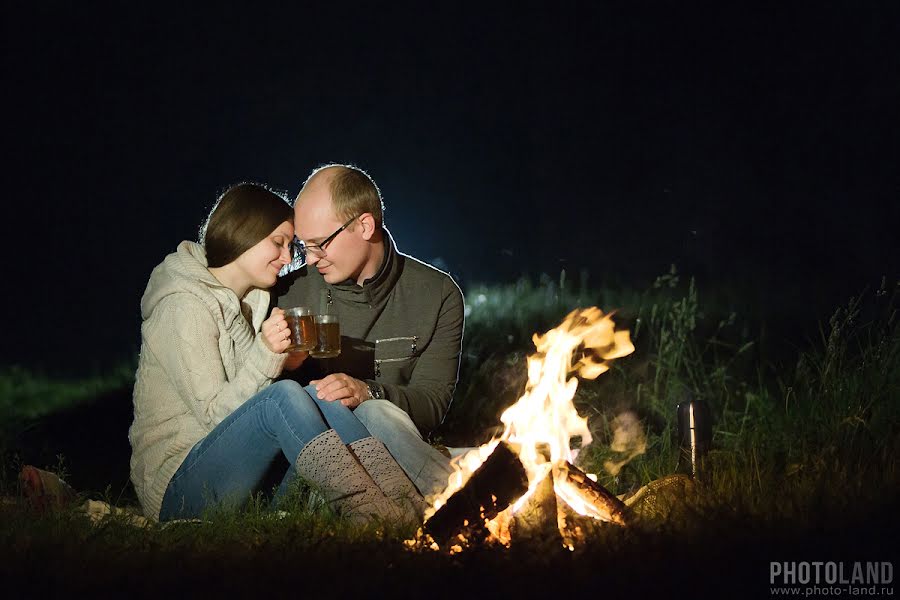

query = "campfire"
[[414, 307, 638, 552]]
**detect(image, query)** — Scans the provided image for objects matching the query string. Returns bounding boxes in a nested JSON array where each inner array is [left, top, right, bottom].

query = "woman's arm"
[[145, 295, 287, 428]]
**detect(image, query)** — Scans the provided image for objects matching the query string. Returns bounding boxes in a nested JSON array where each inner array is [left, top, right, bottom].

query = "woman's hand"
[[261, 307, 291, 354]]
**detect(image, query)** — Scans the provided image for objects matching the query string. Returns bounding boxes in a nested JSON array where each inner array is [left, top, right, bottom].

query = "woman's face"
[[232, 220, 294, 290]]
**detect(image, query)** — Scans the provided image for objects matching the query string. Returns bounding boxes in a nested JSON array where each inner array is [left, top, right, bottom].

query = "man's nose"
[[306, 252, 321, 266]]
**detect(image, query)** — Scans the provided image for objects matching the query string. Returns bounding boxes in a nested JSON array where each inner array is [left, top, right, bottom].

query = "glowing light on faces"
[[234, 220, 294, 290]]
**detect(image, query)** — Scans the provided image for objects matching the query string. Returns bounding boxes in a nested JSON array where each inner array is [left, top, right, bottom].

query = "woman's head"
[[200, 182, 294, 268]]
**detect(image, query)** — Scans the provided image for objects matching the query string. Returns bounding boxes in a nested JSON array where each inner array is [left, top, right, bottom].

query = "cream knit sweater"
[[129, 241, 286, 520]]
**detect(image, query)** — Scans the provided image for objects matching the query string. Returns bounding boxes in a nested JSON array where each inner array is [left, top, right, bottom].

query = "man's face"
[[294, 175, 368, 284]]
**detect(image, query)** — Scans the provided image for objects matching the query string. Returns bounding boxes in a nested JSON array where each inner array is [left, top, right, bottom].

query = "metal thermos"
[[676, 396, 712, 481]]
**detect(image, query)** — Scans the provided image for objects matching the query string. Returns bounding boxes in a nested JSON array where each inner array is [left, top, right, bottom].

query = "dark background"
[[3, 1, 898, 373]]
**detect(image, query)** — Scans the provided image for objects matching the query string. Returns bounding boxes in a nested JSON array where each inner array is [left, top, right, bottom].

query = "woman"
[[128, 182, 424, 523]]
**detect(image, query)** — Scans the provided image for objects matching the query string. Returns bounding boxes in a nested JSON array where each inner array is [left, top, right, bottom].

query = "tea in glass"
[[311, 314, 341, 358], [284, 306, 316, 352]]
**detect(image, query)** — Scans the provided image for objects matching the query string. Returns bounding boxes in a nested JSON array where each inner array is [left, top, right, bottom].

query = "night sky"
[[3, 2, 898, 372]]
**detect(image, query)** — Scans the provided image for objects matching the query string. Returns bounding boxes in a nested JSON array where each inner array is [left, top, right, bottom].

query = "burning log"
[[508, 443, 560, 545], [510, 470, 561, 545], [413, 308, 637, 552], [557, 462, 629, 526], [423, 442, 528, 548]]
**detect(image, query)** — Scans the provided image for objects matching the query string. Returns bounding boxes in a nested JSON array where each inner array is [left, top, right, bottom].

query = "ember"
[[418, 307, 637, 550]]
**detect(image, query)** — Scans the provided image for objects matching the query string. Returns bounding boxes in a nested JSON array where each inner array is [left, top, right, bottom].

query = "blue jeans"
[[159, 380, 369, 521]]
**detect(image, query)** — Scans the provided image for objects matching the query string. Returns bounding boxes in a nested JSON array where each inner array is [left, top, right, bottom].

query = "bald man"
[[274, 164, 464, 501]]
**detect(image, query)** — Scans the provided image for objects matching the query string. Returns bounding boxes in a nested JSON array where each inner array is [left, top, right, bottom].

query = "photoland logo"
[[771, 562, 894, 586]]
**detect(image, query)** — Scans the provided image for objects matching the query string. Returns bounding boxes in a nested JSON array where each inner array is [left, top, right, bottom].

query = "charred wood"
[[423, 442, 528, 547], [559, 462, 629, 526], [510, 470, 561, 546]]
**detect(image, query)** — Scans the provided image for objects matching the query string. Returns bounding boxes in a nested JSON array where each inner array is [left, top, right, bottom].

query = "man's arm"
[[377, 276, 465, 435]]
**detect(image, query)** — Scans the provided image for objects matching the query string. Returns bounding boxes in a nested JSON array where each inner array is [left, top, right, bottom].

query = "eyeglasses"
[[302, 214, 361, 258], [277, 215, 361, 278]]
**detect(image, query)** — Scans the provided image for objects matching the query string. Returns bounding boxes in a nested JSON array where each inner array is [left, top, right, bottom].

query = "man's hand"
[[311, 373, 369, 408]]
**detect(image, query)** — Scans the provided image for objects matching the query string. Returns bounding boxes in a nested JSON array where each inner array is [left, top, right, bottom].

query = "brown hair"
[[199, 182, 293, 268], [302, 164, 385, 227]]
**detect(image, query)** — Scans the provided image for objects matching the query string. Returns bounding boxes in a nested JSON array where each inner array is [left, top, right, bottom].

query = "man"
[[274, 163, 464, 500]]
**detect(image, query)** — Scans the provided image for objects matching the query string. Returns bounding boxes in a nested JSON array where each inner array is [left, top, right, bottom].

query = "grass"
[[0, 361, 135, 440], [0, 269, 897, 593], [443, 268, 899, 525]]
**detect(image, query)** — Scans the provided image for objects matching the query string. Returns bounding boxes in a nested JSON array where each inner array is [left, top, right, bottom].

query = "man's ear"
[[359, 213, 377, 240]]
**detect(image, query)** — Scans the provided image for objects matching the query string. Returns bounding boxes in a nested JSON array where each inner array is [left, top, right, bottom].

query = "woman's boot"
[[348, 437, 427, 521], [294, 429, 398, 524]]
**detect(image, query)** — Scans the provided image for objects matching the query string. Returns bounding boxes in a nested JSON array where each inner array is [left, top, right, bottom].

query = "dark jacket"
[[273, 229, 465, 436]]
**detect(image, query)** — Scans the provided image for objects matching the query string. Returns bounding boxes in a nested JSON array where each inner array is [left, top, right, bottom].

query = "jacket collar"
[[329, 227, 403, 306]]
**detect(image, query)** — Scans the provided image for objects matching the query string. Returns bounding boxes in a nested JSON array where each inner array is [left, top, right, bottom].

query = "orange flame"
[[424, 307, 635, 542]]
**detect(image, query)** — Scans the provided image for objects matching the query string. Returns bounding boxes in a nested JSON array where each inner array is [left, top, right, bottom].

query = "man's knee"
[[354, 399, 407, 425], [354, 400, 419, 437]]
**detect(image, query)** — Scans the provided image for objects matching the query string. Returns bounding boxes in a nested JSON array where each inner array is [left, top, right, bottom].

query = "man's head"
[[294, 164, 386, 285]]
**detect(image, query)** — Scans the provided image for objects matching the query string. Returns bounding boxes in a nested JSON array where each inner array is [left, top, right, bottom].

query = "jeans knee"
[[268, 379, 305, 396], [355, 400, 417, 433], [266, 380, 318, 418], [263, 380, 328, 444], [355, 399, 393, 423]]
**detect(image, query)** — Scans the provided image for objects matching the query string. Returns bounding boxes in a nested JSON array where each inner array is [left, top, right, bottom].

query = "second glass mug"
[[310, 314, 341, 359]]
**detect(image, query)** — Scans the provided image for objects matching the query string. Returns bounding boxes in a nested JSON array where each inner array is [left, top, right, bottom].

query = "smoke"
[[603, 411, 647, 476]]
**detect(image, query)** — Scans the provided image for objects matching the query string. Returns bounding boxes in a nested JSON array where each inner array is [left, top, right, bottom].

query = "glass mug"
[[310, 314, 341, 359], [283, 306, 316, 353]]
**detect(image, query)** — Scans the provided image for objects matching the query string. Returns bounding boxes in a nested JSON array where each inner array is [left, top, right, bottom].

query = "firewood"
[[510, 470, 561, 545], [558, 462, 629, 526], [423, 442, 528, 547]]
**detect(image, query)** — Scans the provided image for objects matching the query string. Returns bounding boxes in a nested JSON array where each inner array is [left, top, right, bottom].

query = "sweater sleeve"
[[377, 277, 465, 435], [146, 295, 287, 428]]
